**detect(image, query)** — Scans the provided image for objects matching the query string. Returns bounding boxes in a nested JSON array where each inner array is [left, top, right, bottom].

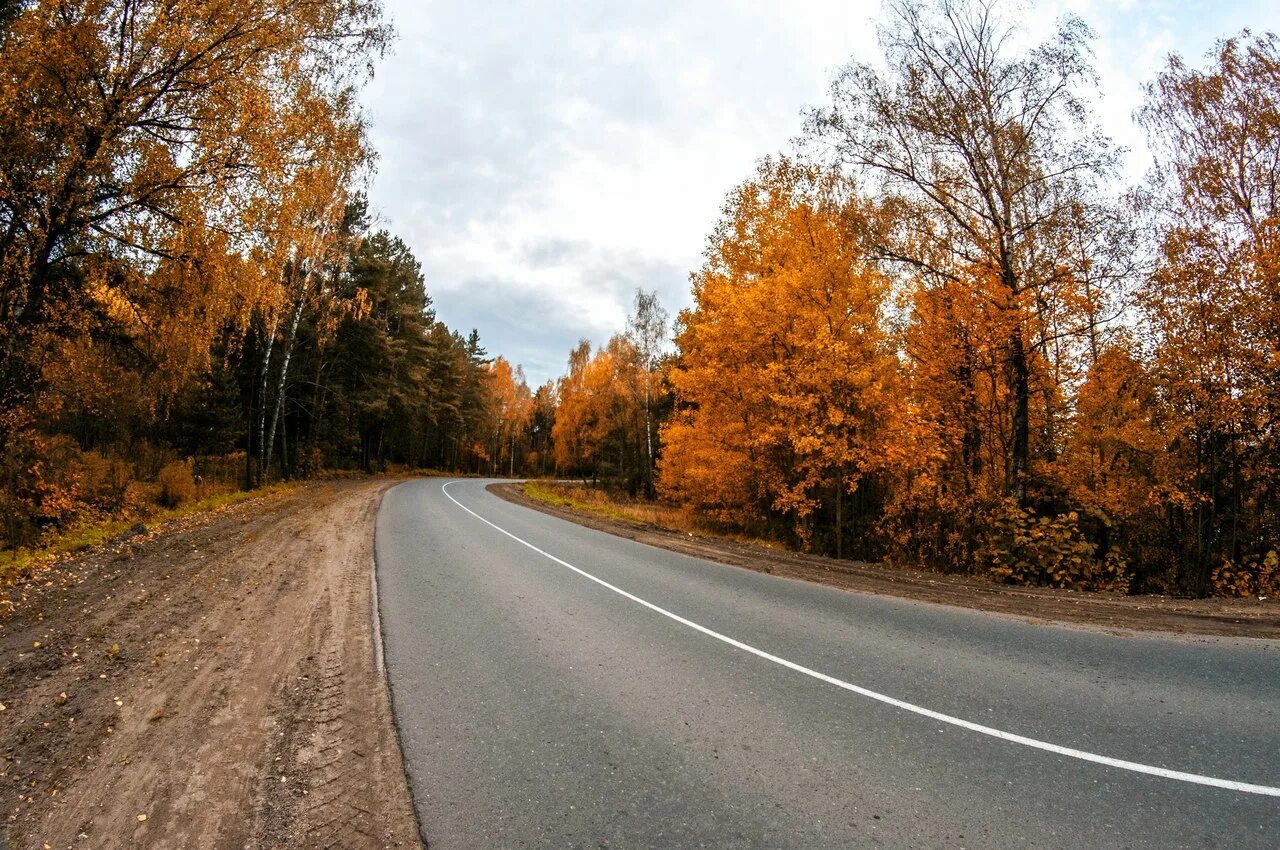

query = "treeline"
[[0, 0, 539, 551], [553, 1, 1280, 598], [237, 211, 543, 481], [552, 291, 669, 495]]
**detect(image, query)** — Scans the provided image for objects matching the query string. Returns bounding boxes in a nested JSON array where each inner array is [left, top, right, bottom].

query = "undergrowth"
[[0, 481, 298, 585], [521, 480, 782, 550]]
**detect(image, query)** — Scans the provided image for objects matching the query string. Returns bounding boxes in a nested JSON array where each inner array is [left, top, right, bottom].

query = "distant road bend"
[[376, 478, 1279, 849]]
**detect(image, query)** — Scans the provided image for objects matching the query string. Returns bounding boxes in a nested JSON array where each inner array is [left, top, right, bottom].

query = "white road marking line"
[[441, 481, 1280, 797]]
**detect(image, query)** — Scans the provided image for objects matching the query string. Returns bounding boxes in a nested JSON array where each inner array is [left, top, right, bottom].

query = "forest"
[[3, 0, 1278, 600], [546, 2, 1280, 599], [0, 0, 545, 558]]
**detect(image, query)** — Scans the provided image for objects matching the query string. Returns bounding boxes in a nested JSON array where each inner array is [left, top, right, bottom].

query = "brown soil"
[[492, 483, 1280, 640], [0, 480, 422, 849]]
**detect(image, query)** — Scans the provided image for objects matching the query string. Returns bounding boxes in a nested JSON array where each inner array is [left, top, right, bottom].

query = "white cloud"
[[362, 0, 1279, 384]]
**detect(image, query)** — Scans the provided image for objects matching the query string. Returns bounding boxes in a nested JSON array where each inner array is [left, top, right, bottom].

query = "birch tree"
[[808, 0, 1118, 504]]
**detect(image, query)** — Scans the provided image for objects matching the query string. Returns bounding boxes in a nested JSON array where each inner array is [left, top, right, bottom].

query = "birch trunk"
[[254, 315, 280, 487], [263, 293, 306, 482]]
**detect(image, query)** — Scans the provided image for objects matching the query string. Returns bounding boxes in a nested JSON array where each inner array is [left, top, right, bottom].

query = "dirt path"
[[492, 483, 1280, 640], [0, 480, 422, 850]]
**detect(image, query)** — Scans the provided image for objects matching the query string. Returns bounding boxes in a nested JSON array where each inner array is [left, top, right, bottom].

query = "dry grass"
[[0, 481, 298, 585], [521, 480, 783, 550], [325, 466, 489, 480]]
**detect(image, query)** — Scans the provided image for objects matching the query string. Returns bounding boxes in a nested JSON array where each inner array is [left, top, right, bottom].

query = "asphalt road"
[[375, 478, 1279, 849]]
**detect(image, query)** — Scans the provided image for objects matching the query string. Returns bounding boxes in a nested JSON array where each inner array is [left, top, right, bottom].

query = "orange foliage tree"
[[0, 0, 389, 543], [660, 157, 897, 552], [541, 3, 1278, 596], [486, 356, 534, 476], [0, 0, 387, 407], [804, 0, 1137, 585], [1135, 31, 1280, 592], [537, 5, 1278, 596], [553, 337, 645, 484]]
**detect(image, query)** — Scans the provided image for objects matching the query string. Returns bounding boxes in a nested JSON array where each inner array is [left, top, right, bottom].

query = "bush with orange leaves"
[[0, 431, 133, 548], [1212, 552, 1279, 599]]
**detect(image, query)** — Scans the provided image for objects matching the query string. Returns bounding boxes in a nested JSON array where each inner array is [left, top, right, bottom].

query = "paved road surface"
[[375, 478, 1279, 848]]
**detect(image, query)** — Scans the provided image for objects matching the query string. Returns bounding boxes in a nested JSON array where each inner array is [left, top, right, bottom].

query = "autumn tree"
[[252, 174, 367, 485], [808, 0, 1119, 507], [527, 381, 557, 475], [625, 288, 670, 496], [0, 1, 552, 551], [537, 3, 1275, 597], [552, 336, 648, 486], [1136, 31, 1280, 592], [1054, 340, 1162, 571], [486, 356, 533, 476], [0, 0, 387, 423], [661, 157, 897, 552], [222, 222, 530, 479], [552, 341, 594, 476], [0, 0, 390, 541]]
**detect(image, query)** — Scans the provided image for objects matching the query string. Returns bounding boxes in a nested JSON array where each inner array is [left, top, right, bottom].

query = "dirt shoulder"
[[491, 483, 1280, 640], [0, 480, 422, 850]]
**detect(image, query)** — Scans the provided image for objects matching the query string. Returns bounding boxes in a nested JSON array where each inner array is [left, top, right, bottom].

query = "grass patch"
[[520, 481, 782, 550], [163, 481, 297, 519], [0, 481, 299, 586], [319, 467, 490, 480]]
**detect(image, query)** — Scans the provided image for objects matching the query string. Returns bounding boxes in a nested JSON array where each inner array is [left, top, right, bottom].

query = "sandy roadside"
[[0, 480, 422, 850], [491, 483, 1280, 640]]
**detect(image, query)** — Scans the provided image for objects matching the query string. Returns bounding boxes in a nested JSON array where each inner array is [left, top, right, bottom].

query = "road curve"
[[375, 478, 1279, 848]]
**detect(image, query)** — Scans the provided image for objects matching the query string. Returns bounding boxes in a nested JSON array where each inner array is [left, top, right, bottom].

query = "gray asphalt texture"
[[375, 478, 1279, 849]]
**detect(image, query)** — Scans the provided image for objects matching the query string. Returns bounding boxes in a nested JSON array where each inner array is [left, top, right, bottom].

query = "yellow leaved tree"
[[660, 157, 897, 551]]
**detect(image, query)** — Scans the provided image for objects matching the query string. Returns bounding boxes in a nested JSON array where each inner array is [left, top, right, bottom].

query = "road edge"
[[488, 482, 1280, 641], [373, 480, 433, 850]]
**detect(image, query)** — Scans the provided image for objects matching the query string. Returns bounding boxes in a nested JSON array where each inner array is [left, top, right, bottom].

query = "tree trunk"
[[644, 381, 654, 498], [308, 357, 327, 476], [1008, 325, 1030, 505], [264, 296, 305, 482], [254, 316, 279, 488], [280, 414, 289, 480], [835, 478, 844, 560]]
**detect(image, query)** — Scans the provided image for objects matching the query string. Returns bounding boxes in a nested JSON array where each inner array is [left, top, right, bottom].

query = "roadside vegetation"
[[4, 0, 1278, 602], [541, 2, 1280, 600], [0, 1, 547, 571], [522, 480, 782, 550], [0, 478, 297, 588]]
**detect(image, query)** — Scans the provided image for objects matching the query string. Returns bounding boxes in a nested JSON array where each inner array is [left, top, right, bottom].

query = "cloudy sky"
[[360, 0, 1279, 385]]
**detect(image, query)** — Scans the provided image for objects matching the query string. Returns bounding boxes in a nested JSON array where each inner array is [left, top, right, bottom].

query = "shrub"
[[123, 480, 160, 515], [976, 499, 1131, 593], [0, 432, 129, 547], [1212, 551, 1279, 598], [157, 460, 196, 508], [194, 451, 248, 489], [76, 451, 133, 512]]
